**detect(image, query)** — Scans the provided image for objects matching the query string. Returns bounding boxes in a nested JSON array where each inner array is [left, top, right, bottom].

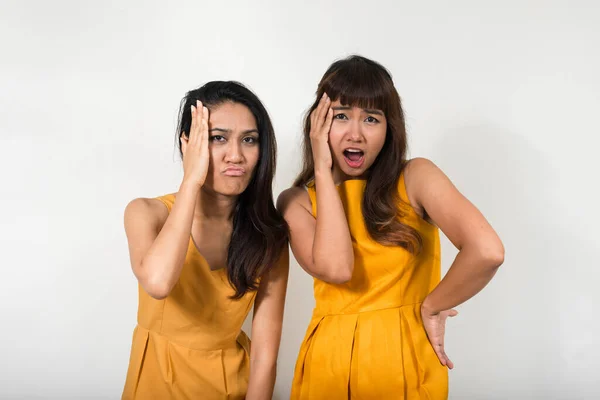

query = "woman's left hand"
[[421, 303, 458, 369]]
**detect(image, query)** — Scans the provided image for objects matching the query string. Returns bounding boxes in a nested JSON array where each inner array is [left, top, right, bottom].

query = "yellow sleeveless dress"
[[122, 194, 256, 400], [290, 174, 448, 399]]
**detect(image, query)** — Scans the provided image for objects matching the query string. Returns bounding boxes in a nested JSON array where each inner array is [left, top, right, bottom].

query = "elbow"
[[139, 267, 173, 300], [144, 281, 171, 300], [316, 262, 353, 284], [325, 270, 353, 284], [481, 240, 505, 270]]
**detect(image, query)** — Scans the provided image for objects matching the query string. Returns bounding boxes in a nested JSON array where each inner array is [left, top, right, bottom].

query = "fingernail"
[[196, 100, 201, 107], [191, 105, 195, 112], [321, 93, 326, 99]]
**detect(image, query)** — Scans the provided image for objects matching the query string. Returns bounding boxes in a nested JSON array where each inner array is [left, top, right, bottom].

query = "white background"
[[1, 0, 598, 398]]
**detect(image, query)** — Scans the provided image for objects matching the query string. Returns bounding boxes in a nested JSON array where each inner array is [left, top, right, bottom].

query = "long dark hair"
[[294, 55, 422, 253], [176, 81, 288, 298]]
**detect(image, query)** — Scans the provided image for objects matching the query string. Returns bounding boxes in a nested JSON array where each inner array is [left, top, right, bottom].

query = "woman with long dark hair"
[[279, 56, 504, 399], [122, 81, 288, 400]]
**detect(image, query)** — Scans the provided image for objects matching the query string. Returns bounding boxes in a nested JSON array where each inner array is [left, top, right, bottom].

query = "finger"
[[191, 100, 203, 145], [440, 348, 453, 369], [312, 93, 327, 129], [322, 107, 333, 136], [201, 106, 209, 146], [434, 345, 449, 367], [319, 94, 331, 128], [189, 104, 197, 144], [202, 104, 210, 121], [310, 94, 324, 126], [322, 95, 331, 124], [190, 103, 200, 145], [448, 309, 458, 317]]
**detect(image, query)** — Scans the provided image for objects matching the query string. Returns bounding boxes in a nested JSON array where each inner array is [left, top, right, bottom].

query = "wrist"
[[314, 168, 334, 181], [179, 179, 202, 195], [421, 297, 439, 316]]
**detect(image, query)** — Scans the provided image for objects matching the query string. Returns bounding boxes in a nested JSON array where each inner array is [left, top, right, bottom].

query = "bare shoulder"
[[276, 186, 312, 215], [404, 157, 440, 177], [124, 196, 170, 232], [404, 157, 448, 189], [404, 158, 449, 217]]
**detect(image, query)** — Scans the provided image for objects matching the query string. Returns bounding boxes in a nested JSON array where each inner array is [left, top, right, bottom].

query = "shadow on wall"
[[431, 122, 598, 399]]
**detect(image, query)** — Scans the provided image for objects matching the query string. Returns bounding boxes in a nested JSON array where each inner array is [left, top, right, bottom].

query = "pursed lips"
[[222, 166, 245, 176]]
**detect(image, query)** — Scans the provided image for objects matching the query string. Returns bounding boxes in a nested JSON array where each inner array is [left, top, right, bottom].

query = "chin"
[[334, 158, 370, 179], [202, 180, 249, 197], [217, 181, 250, 196]]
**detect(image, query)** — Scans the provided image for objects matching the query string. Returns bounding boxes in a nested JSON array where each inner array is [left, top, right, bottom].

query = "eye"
[[334, 113, 348, 120], [365, 116, 380, 124], [210, 135, 226, 142], [242, 136, 259, 144]]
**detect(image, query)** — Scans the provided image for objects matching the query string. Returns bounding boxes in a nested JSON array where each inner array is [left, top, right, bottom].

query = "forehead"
[[209, 102, 257, 128]]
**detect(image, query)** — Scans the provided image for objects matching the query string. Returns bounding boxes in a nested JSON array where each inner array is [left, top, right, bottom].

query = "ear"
[[180, 133, 189, 155]]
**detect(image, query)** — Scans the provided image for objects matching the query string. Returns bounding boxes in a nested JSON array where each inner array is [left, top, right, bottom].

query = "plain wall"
[[1, 0, 598, 398]]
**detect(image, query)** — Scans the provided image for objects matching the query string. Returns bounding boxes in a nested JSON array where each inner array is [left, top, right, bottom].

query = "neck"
[[195, 187, 238, 221]]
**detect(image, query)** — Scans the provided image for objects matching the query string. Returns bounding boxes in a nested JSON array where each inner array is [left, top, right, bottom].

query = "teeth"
[[345, 149, 362, 153]]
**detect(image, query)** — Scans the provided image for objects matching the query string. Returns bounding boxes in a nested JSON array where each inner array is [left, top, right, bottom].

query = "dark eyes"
[[210, 135, 226, 142], [242, 137, 259, 144], [333, 113, 380, 124], [209, 135, 258, 144]]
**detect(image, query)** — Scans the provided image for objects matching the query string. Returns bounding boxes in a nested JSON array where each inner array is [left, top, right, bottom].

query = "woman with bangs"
[[278, 56, 504, 399]]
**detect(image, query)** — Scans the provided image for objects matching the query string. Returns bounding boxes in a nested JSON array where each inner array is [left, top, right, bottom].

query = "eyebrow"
[[331, 106, 384, 116], [208, 128, 259, 135]]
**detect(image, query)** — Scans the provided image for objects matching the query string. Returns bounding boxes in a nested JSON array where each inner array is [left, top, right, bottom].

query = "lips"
[[343, 148, 365, 168], [223, 167, 245, 177]]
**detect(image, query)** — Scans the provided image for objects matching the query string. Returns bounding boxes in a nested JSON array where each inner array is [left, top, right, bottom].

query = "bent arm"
[[278, 180, 354, 284], [405, 158, 505, 313], [124, 182, 200, 299]]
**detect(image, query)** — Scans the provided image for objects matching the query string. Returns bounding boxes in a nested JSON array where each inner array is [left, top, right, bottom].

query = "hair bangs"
[[319, 58, 392, 113]]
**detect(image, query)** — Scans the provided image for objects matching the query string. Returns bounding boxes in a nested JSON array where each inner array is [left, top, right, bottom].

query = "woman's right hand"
[[309, 93, 334, 173], [181, 100, 210, 188], [421, 303, 458, 369]]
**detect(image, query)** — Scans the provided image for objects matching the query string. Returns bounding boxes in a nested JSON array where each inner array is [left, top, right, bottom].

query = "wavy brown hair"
[[294, 55, 422, 253], [176, 81, 289, 298]]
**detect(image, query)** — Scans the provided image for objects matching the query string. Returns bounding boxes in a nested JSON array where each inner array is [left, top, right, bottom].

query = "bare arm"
[[124, 102, 210, 299], [124, 182, 199, 299], [245, 246, 289, 399], [405, 158, 505, 313], [277, 93, 354, 284], [404, 158, 504, 368], [277, 184, 353, 284]]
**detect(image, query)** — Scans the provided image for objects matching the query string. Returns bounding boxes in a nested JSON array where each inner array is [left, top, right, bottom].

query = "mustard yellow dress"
[[291, 174, 448, 399], [122, 194, 256, 400]]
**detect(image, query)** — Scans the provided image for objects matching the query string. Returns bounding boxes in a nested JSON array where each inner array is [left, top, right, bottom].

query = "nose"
[[347, 120, 364, 143], [225, 140, 244, 163]]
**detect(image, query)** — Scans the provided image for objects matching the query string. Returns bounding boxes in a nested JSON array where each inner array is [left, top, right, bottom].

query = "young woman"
[[122, 81, 289, 400], [279, 56, 504, 399]]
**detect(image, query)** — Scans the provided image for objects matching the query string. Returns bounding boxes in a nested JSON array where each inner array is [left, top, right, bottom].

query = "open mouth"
[[343, 149, 365, 168]]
